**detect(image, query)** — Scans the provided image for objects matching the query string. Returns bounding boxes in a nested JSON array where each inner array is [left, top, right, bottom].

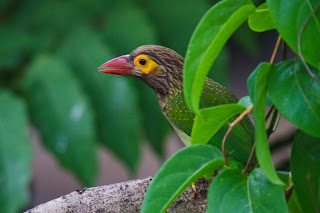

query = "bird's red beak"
[[98, 54, 136, 76]]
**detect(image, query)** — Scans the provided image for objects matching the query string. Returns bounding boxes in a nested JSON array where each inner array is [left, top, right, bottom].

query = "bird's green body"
[[161, 78, 254, 168], [99, 45, 255, 169]]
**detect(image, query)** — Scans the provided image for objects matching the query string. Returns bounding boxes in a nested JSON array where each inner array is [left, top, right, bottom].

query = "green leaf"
[[207, 168, 288, 213], [268, 0, 320, 70], [291, 130, 320, 213], [101, 2, 158, 54], [247, 62, 272, 105], [55, 27, 142, 172], [184, 0, 255, 114], [141, 144, 224, 213], [288, 190, 304, 213], [21, 55, 98, 186], [238, 96, 253, 108], [252, 62, 284, 185], [134, 81, 171, 157], [268, 59, 320, 138], [277, 171, 291, 188], [191, 104, 246, 145], [0, 91, 32, 213], [248, 2, 276, 32]]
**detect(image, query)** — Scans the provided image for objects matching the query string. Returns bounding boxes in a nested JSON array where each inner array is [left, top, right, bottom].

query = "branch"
[[25, 177, 209, 213], [222, 105, 254, 166]]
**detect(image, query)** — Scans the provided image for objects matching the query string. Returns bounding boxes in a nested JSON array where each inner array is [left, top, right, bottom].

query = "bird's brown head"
[[98, 45, 184, 96]]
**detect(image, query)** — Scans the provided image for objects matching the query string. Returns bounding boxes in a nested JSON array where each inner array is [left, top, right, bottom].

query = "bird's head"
[[98, 45, 184, 96]]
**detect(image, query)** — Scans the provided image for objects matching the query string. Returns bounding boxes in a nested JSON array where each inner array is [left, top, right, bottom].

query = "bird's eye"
[[139, 58, 147, 65]]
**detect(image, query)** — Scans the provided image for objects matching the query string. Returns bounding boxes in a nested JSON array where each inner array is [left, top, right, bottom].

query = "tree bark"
[[25, 176, 209, 213]]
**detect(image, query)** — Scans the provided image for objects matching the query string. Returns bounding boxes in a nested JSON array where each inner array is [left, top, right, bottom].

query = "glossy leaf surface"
[[184, 0, 255, 114], [268, 60, 320, 138], [207, 168, 288, 213], [191, 104, 246, 145], [291, 130, 320, 213], [251, 62, 283, 185], [248, 2, 275, 32], [268, 0, 320, 69], [141, 145, 224, 213]]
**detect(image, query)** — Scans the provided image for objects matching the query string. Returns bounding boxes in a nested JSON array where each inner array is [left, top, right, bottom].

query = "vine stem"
[[267, 107, 279, 137], [222, 105, 253, 166], [270, 35, 282, 64], [242, 143, 256, 175], [285, 184, 294, 202]]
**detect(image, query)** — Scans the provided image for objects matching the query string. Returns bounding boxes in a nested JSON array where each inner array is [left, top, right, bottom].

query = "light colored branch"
[[269, 35, 282, 64], [25, 176, 209, 213], [222, 105, 254, 166]]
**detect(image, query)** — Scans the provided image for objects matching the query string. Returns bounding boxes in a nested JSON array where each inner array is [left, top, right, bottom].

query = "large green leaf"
[[101, 1, 158, 54], [268, 60, 320, 138], [191, 104, 246, 145], [0, 91, 32, 213], [268, 0, 320, 70], [248, 2, 276, 32], [55, 27, 142, 172], [184, 0, 255, 114], [141, 144, 224, 213], [291, 130, 320, 213], [251, 62, 283, 185], [248, 62, 272, 105], [207, 168, 288, 213], [142, 0, 210, 55], [21, 55, 98, 186]]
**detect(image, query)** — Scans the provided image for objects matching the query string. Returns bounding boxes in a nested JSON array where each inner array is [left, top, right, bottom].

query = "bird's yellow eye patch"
[[133, 54, 160, 74]]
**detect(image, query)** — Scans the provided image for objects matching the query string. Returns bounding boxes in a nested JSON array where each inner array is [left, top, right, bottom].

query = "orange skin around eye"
[[133, 54, 160, 74]]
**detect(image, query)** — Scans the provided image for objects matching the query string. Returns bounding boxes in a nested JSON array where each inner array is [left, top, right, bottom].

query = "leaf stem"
[[285, 184, 294, 202], [265, 105, 275, 121], [242, 143, 256, 175], [269, 35, 282, 64], [267, 107, 279, 137], [222, 105, 253, 166]]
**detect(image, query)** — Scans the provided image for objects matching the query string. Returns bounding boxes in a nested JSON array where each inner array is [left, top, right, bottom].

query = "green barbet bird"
[[98, 45, 254, 168]]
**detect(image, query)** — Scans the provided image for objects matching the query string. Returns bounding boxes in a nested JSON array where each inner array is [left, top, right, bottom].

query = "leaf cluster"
[[142, 0, 320, 212]]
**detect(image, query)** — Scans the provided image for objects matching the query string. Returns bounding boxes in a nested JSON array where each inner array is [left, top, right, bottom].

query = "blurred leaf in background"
[[55, 26, 142, 172], [0, 91, 32, 213], [21, 55, 98, 186]]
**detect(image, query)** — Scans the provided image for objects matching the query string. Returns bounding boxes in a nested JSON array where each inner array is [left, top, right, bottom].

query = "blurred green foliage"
[[0, 0, 258, 212]]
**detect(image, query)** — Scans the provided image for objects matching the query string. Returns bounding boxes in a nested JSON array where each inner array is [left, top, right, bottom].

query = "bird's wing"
[[200, 78, 255, 167], [166, 78, 255, 168]]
